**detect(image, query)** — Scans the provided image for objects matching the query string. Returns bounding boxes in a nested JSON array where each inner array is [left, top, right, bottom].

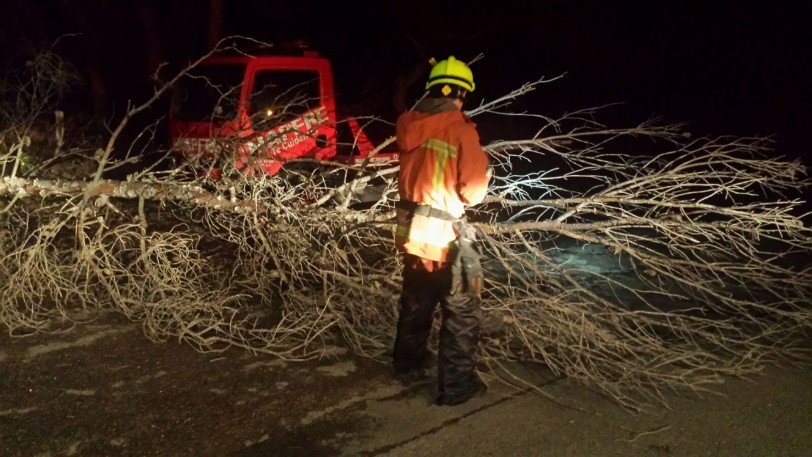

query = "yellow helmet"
[[425, 56, 475, 93]]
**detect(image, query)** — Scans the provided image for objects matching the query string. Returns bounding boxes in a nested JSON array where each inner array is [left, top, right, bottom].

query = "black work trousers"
[[393, 255, 482, 400]]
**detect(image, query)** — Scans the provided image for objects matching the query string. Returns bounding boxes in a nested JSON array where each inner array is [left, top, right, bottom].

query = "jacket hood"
[[397, 98, 468, 153]]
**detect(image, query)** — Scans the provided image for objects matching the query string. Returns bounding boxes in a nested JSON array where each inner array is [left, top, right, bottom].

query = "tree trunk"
[[208, 0, 224, 50], [136, 2, 164, 85]]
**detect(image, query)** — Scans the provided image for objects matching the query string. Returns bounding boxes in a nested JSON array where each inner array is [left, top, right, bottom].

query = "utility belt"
[[395, 199, 460, 222], [397, 199, 484, 297]]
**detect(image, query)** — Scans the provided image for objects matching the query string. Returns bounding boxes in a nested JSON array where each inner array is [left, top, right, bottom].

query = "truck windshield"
[[171, 63, 246, 123], [248, 70, 321, 130]]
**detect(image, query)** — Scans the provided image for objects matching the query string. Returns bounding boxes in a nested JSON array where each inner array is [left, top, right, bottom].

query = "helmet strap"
[[429, 84, 467, 100]]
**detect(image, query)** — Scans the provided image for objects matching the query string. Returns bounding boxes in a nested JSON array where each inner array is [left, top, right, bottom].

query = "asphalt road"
[[1, 312, 810, 456]]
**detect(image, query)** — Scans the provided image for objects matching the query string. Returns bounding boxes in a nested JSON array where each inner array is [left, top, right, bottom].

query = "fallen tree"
[[2, 43, 810, 410]]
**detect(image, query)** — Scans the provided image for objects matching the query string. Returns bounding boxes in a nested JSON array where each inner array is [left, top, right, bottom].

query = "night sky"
[[1, 0, 810, 160]]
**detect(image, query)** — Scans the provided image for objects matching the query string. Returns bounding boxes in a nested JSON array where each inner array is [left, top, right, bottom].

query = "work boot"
[[435, 378, 487, 406], [393, 366, 428, 386]]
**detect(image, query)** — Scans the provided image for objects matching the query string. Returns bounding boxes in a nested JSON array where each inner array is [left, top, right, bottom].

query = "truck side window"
[[249, 70, 320, 129], [172, 64, 245, 123]]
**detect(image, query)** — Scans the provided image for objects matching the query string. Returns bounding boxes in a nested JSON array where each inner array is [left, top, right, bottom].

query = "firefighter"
[[393, 56, 490, 406]]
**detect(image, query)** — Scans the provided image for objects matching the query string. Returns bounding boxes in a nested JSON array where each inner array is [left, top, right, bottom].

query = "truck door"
[[236, 64, 337, 176]]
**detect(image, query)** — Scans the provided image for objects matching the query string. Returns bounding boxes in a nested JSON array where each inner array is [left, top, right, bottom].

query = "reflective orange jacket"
[[395, 98, 490, 263]]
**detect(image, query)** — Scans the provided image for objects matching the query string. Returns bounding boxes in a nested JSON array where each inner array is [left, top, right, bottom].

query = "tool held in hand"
[[450, 220, 484, 297]]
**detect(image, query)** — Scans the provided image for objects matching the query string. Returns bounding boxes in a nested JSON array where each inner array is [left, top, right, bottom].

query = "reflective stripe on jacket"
[[395, 98, 490, 263]]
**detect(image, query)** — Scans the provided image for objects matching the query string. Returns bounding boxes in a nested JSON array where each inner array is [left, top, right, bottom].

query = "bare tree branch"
[[2, 47, 810, 411]]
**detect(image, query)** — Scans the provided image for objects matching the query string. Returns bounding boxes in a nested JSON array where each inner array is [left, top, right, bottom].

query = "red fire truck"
[[169, 42, 397, 178]]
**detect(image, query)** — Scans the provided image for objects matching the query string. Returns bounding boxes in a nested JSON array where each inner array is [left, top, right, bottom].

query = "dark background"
[[1, 0, 810, 159]]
